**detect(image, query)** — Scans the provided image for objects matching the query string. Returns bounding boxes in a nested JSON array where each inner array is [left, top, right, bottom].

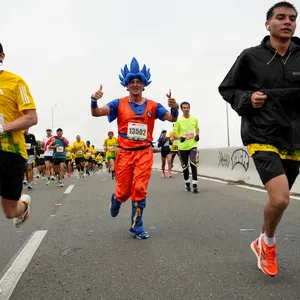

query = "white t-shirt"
[[42, 136, 54, 156]]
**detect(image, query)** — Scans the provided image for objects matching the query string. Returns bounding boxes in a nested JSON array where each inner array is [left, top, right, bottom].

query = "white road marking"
[[0, 230, 47, 300], [155, 168, 300, 201], [198, 176, 228, 184], [235, 185, 266, 193], [64, 184, 75, 194], [236, 184, 300, 201], [102, 178, 107, 181]]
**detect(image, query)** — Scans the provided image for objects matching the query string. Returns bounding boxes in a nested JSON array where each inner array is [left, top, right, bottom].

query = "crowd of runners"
[[23, 129, 121, 189]]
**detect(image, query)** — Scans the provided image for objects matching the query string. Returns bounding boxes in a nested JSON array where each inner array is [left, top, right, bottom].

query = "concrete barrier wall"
[[153, 147, 300, 194]]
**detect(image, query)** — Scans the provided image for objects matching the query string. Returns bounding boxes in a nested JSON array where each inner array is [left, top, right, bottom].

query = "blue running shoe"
[[133, 231, 150, 240], [109, 194, 121, 217]]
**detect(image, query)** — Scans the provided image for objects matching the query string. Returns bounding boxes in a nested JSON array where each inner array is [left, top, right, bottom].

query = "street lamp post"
[[52, 104, 57, 131], [226, 102, 230, 147]]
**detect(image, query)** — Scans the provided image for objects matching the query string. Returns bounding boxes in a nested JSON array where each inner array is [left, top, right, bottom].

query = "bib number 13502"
[[127, 123, 147, 140]]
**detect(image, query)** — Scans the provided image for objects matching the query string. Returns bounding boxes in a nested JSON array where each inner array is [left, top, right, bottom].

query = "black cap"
[[0, 43, 3, 53], [56, 128, 63, 132]]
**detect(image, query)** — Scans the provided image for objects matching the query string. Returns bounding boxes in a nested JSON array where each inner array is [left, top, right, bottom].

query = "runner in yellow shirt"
[[72, 135, 86, 178], [96, 152, 104, 171], [91, 145, 97, 172], [84, 140, 94, 175], [103, 131, 118, 179], [169, 126, 180, 169], [65, 145, 73, 177], [0, 43, 38, 228]]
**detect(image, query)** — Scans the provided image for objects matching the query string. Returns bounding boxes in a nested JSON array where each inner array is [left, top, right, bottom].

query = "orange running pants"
[[114, 147, 153, 202]]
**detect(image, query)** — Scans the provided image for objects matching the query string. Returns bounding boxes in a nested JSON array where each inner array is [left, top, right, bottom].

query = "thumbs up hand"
[[92, 84, 104, 100], [166, 89, 179, 110], [166, 89, 171, 98]]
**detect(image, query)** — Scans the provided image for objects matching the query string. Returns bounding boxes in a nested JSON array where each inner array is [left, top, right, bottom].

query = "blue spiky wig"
[[119, 57, 152, 87]]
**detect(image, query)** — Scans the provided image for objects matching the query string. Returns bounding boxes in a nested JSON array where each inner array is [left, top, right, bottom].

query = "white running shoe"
[[13, 194, 31, 228]]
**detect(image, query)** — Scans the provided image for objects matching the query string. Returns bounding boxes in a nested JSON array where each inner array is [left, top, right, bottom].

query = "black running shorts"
[[0, 151, 26, 200], [44, 156, 53, 162], [53, 158, 66, 166], [75, 157, 84, 165], [161, 150, 171, 158], [252, 151, 300, 189]]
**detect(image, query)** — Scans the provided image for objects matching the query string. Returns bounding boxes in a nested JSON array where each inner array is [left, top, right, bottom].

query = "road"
[[0, 169, 299, 300]]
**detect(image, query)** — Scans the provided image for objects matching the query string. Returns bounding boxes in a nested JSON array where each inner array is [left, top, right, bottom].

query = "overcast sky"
[[2, 0, 299, 149]]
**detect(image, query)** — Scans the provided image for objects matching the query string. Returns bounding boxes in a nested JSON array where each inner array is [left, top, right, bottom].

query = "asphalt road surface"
[[0, 169, 299, 300]]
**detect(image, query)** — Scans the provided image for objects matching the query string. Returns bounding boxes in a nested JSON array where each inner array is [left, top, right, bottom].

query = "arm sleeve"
[[15, 77, 36, 112], [218, 50, 254, 116], [155, 103, 168, 121], [157, 138, 163, 148], [106, 99, 119, 123]]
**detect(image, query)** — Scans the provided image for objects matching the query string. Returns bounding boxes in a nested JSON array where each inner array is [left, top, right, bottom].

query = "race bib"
[[86, 152, 91, 157], [184, 130, 195, 140], [26, 143, 31, 150], [40, 154, 44, 158], [57, 146, 64, 153], [109, 146, 116, 152], [77, 150, 83, 155], [174, 140, 179, 146], [127, 123, 147, 140]]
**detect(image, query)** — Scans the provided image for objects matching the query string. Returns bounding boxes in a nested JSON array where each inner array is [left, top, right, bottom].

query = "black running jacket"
[[219, 35, 300, 150]]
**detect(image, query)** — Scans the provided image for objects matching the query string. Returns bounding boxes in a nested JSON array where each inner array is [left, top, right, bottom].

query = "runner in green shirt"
[[173, 102, 200, 193]]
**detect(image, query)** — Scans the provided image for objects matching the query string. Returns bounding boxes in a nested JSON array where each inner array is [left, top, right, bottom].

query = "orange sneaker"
[[253, 234, 278, 277], [250, 236, 260, 261]]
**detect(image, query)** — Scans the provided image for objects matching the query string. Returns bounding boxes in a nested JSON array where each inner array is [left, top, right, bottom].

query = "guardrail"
[[153, 147, 300, 194]]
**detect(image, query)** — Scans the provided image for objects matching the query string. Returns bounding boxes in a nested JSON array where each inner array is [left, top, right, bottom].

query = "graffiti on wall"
[[218, 148, 249, 171], [218, 151, 230, 168]]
